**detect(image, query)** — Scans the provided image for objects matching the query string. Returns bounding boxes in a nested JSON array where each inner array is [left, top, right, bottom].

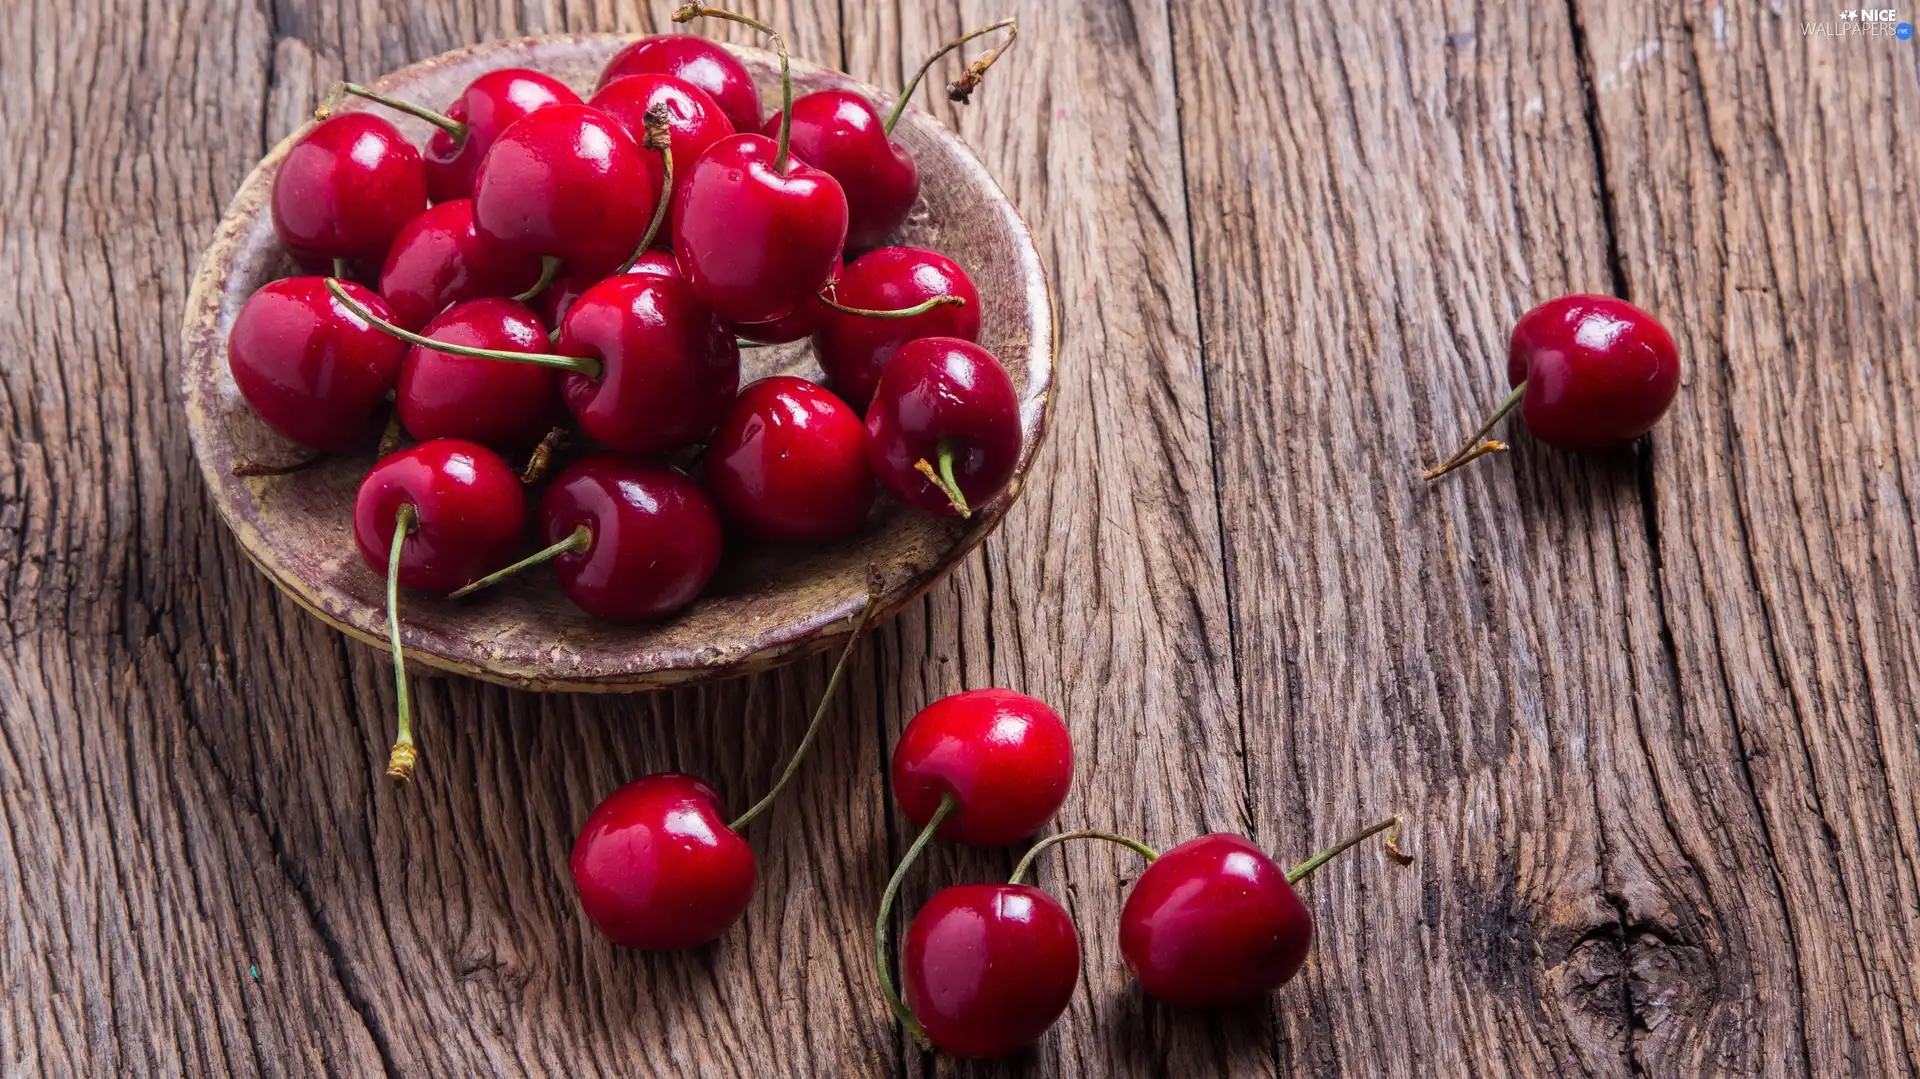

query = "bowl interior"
[[181, 35, 1052, 691]]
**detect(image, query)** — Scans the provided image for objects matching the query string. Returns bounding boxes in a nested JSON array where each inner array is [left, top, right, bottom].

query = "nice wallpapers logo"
[[1802, 8, 1915, 37]]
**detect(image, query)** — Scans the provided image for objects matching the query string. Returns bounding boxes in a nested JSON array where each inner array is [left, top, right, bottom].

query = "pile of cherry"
[[227, 5, 1022, 779]]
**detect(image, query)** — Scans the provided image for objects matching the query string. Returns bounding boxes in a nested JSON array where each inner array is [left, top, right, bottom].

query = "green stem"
[[1008, 830, 1157, 886], [1286, 815, 1405, 885], [1423, 381, 1525, 481], [911, 439, 971, 518], [511, 257, 562, 304], [448, 525, 590, 600], [339, 82, 467, 140], [385, 505, 419, 782], [728, 581, 883, 830], [875, 794, 952, 1051], [817, 292, 966, 320], [618, 105, 675, 274], [673, 5, 791, 171], [325, 278, 602, 379], [884, 17, 1018, 133], [332, 257, 351, 279]]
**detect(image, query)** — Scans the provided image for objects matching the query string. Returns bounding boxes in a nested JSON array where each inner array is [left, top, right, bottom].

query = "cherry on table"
[[590, 73, 734, 221], [472, 103, 658, 279], [228, 276, 407, 453], [1423, 294, 1681, 480], [706, 375, 875, 543], [272, 112, 426, 267], [899, 883, 1080, 1058], [864, 337, 1021, 517], [352, 438, 527, 780], [395, 298, 564, 449], [556, 274, 740, 454], [814, 246, 980, 408], [596, 33, 762, 132], [891, 688, 1072, 847], [378, 198, 545, 331]]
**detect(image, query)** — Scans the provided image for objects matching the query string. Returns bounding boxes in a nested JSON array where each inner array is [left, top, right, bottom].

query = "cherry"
[[556, 274, 740, 454], [1423, 294, 1681, 479], [706, 376, 875, 542], [764, 19, 1014, 251], [228, 276, 407, 452], [536, 247, 680, 328], [864, 337, 1021, 517], [272, 112, 426, 268], [670, 7, 848, 326], [590, 73, 734, 222], [571, 588, 881, 947], [472, 103, 657, 279], [335, 70, 580, 204], [352, 439, 527, 779], [596, 33, 762, 133], [395, 298, 563, 448], [1118, 818, 1405, 1008], [814, 247, 980, 408], [378, 199, 545, 331], [891, 688, 1072, 847], [899, 884, 1080, 1059]]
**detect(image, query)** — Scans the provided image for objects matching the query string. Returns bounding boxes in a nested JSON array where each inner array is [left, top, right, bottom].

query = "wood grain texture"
[[3, 0, 1917, 1076]]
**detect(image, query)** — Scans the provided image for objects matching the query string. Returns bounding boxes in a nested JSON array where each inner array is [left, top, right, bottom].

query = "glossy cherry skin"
[[535, 248, 681, 328], [540, 455, 723, 622], [903, 884, 1080, 1059], [396, 298, 563, 448], [571, 773, 755, 949], [865, 338, 1022, 515], [378, 199, 543, 331], [706, 376, 875, 543], [892, 688, 1072, 846], [228, 277, 407, 452], [764, 91, 916, 251], [472, 104, 657, 278], [272, 113, 427, 264], [814, 247, 980, 408], [596, 35, 761, 133], [1508, 294, 1681, 452], [590, 73, 734, 221], [423, 68, 580, 203], [351, 439, 528, 593], [672, 134, 849, 325], [729, 254, 839, 345], [1118, 834, 1311, 1009], [554, 275, 739, 454]]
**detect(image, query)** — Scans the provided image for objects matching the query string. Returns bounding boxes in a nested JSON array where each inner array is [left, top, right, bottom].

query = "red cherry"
[[351, 439, 528, 594], [396, 298, 563, 448], [536, 454, 722, 622], [892, 688, 1072, 846], [590, 73, 734, 221], [728, 253, 839, 344], [555, 274, 740, 454], [672, 132, 847, 324], [1424, 294, 1681, 478], [228, 277, 406, 452], [422, 70, 580, 203], [378, 199, 544, 331], [864, 337, 1021, 517], [814, 247, 980, 407], [763, 91, 915, 251], [571, 773, 755, 949], [535, 247, 681, 328], [901, 884, 1080, 1058], [472, 103, 657, 278], [596, 35, 762, 133], [272, 113, 427, 265], [706, 376, 874, 542], [1117, 834, 1307, 1008]]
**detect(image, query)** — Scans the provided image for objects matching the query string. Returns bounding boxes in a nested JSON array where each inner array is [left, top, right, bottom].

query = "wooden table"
[[4, 1, 1916, 1075]]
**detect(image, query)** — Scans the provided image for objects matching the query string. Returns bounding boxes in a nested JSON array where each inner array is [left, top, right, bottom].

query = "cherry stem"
[[448, 525, 590, 600], [618, 105, 674, 274], [885, 17, 1018, 134], [874, 792, 952, 1051], [231, 454, 322, 478], [816, 291, 966, 320], [1422, 382, 1525, 481], [332, 257, 351, 279], [1285, 814, 1407, 885], [1008, 830, 1158, 886], [325, 278, 603, 379], [912, 440, 971, 518], [335, 82, 467, 140], [673, 5, 792, 171], [511, 257, 562, 304], [377, 407, 405, 457], [384, 505, 419, 783], [728, 577, 884, 831], [521, 426, 567, 485]]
